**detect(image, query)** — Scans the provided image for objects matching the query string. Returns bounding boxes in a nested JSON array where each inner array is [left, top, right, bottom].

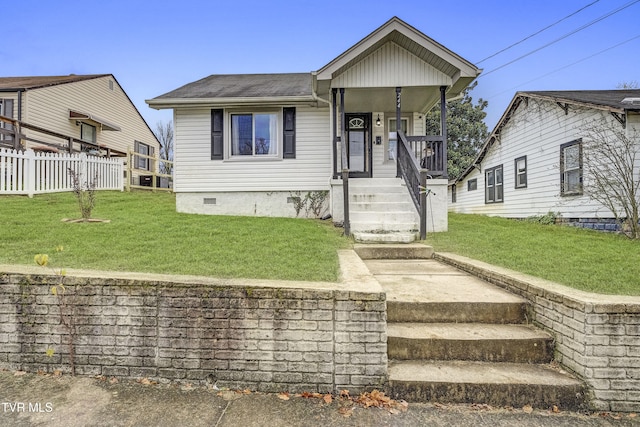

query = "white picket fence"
[[0, 148, 124, 197]]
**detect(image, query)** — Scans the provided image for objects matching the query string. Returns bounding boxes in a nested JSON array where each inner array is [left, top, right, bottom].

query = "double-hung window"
[[560, 140, 582, 196], [231, 113, 278, 157], [485, 165, 503, 204], [80, 122, 96, 144], [388, 118, 408, 161], [135, 140, 153, 171], [515, 156, 527, 188]]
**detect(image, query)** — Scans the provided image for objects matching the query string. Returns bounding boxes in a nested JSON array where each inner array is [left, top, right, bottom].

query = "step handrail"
[[397, 130, 427, 239]]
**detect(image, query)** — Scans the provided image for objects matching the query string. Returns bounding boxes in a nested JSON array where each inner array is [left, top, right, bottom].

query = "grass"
[[426, 213, 640, 296], [0, 191, 351, 282], [2, 192, 639, 295]]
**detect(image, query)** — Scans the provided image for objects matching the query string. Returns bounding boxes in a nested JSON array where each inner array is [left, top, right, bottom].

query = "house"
[[147, 17, 481, 241], [449, 89, 640, 230], [0, 74, 160, 184]]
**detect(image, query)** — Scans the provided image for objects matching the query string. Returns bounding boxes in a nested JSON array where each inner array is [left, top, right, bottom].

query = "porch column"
[[340, 88, 350, 236], [440, 85, 448, 179], [332, 88, 338, 179], [396, 87, 401, 178]]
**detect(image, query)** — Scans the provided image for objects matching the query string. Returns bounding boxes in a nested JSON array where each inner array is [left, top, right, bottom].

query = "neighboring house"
[[449, 89, 640, 230], [147, 17, 480, 240], [0, 74, 160, 184]]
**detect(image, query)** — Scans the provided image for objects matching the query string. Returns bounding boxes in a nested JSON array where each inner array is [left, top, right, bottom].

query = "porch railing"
[[397, 130, 447, 239], [0, 114, 126, 157], [406, 135, 445, 178]]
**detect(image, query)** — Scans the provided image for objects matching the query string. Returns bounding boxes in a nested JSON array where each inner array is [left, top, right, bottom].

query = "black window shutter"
[[2, 99, 14, 142], [283, 107, 296, 159], [134, 140, 141, 169], [149, 145, 155, 171], [211, 109, 224, 160]]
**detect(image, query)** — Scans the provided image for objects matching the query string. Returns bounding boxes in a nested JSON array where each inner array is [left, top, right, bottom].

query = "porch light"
[[376, 114, 381, 127]]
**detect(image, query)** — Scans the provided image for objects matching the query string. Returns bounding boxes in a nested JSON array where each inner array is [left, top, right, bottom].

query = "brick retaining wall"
[[0, 251, 387, 393], [435, 252, 640, 412]]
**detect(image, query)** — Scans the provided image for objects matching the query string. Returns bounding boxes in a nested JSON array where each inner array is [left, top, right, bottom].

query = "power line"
[[479, 0, 640, 78], [485, 33, 640, 100], [476, 0, 601, 64]]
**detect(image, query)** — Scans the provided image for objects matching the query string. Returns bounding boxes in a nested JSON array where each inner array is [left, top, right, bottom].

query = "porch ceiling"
[[341, 87, 441, 113]]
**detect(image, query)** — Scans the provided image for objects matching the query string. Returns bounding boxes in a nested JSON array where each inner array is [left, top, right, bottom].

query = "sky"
[[3, 0, 639, 132]]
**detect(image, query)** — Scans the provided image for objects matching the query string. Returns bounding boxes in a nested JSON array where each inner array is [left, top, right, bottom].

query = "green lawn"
[[426, 213, 640, 296], [0, 191, 351, 282], [2, 192, 639, 295]]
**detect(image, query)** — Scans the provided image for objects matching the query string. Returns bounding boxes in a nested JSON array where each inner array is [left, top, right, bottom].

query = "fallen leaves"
[[277, 392, 290, 401], [296, 389, 407, 415], [137, 377, 157, 386]]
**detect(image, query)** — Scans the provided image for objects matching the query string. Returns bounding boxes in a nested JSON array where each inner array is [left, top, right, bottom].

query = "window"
[[135, 140, 153, 171], [80, 123, 96, 144], [231, 113, 278, 156], [515, 156, 527, 188], [388, 118, 408, 160], [468, 179, 477, 191], [451, 184, 456, 203], [211, 108, 295, 160], [485, 165, 503, 204], [560, 140, 582, 195]]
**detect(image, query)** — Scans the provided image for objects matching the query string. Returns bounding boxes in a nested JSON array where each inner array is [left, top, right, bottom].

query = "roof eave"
[[146, 95, 317, 109], [523, 92, 626, 114]]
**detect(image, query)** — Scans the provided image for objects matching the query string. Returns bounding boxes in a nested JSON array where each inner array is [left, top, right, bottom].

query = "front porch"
[[327, 85, 451, 241], [312, 18, 481, 241]]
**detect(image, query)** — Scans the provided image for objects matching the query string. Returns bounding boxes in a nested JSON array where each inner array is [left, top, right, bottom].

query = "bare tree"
[[154, 121, 174, 175], [582, 118, 640, 239], [617, 81, 639, 89]]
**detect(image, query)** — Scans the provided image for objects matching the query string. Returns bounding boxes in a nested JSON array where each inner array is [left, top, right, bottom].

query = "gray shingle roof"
[[155, 73, 313, 99], [523, 89, 640, 111], [0, 74, 110, 90]]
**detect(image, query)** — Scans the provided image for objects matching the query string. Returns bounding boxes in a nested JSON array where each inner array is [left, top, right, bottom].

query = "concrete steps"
[[387, 323, 554, 363], [388, 360, 587, 409], [355, 243, 588, 410], [348, 178, 419, 243]]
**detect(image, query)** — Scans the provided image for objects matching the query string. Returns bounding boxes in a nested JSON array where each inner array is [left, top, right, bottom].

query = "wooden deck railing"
[[0, 114, 125, 157]]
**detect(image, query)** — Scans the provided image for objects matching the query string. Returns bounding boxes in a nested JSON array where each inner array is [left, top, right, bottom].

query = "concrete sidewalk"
[[1, 370, 637, 427]]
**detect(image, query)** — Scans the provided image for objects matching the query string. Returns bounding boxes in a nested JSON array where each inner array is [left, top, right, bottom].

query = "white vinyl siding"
[[173, 105, 331, 192], [331, 41, 451, 88], [450, 97, 618, 218]]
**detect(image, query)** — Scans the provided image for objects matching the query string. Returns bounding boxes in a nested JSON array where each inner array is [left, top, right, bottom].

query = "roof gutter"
[[311, 72, 331, 105]]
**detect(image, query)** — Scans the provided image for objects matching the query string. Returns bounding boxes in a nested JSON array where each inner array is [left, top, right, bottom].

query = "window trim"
[[80, 122, 96, 144], [560, 139, 583, 196], [228, 109, 281, 160], [485, 164, 503, 204], [514, 156, 527, 189], [467, 178, 477, 191], [135, 140, 152, 171]]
